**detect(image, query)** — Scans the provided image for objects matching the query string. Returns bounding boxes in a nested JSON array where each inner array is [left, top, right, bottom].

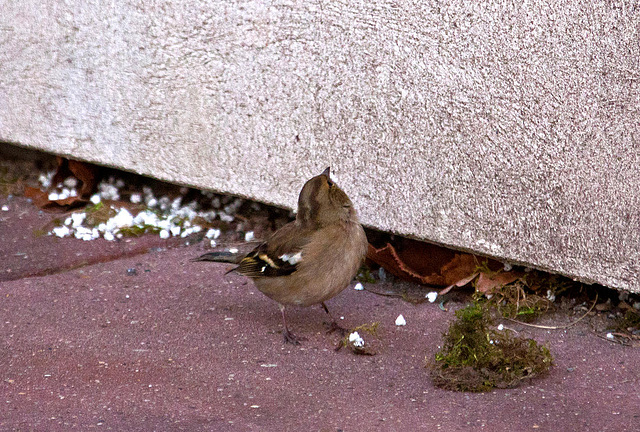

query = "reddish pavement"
[[1, 195, 639, 431]]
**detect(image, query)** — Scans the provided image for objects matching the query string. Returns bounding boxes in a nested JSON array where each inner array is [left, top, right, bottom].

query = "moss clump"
[[83, 202, 117, 226], [485, 282, 551, 322], [118, 224, 161, 237], [615, 310, 640, 333], [356, 265, 376, 284], [336, 322, 380, 356], [430, 303, 553, 392]]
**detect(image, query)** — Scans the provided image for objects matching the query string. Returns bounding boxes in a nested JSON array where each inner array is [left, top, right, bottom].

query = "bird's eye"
[[327, 179, 334, 187]]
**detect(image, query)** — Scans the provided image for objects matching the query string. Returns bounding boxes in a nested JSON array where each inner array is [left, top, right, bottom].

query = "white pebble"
[[52, 226, 71, 238], [156, 219, 172, 230], [159, 229, 170, 239], [395, 315, 406, 326], [39, 173, 53, 189], [71, 212, 86, 228], [130, 193, 142, 204], [497, 324, 504, 331], [354, 282, 364, 291], [348, 332, 365, 347], [206, 228, 221, 239], [158, 196, 170, 210], [606, 333, 615, 340], [210, 240, 217, 247], [104, 232, 115, 241], [1, 205, 9, 211], [147, 198, 158, 208], [244, 231, 255, 242], [170, 226, 181, 237], [63, 177, 78, 188], [48, 192, 60, 201], [426, 291, 438, 303], [111, 208, 134, 228], [134, 210, 159, 227], [90, 194, 101, 204], [229, 248, 239, 254], [219, 213, 234, 223], [99, 183, 120, 200]]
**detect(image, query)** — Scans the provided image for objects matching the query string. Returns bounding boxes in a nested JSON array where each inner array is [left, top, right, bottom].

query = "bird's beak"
[[321, 167, 331, 178]]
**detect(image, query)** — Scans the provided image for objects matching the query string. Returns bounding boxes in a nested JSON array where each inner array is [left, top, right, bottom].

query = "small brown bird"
[[194, 167, 368, 344]]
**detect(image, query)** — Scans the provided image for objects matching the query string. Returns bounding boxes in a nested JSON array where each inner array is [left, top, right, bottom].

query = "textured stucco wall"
[[1, 1, 639, 291]]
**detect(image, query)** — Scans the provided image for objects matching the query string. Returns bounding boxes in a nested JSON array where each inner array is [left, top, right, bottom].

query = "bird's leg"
[[321, 302, 348, 336], [279, 304, 305, 345]]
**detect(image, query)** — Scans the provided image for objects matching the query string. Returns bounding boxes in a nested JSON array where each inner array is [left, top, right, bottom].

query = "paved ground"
[[2, 195, 640, 431]]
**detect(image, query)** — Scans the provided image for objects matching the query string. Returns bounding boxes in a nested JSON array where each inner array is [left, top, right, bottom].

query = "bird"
[[193, 167, 368, 344]]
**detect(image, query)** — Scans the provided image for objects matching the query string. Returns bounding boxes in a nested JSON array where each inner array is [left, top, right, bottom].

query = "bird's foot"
[[324, 321, 349, 337], [282, 329, 306, 345]]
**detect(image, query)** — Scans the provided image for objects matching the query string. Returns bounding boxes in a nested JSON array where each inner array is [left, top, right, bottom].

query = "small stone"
[[348, 332, 365, 347]]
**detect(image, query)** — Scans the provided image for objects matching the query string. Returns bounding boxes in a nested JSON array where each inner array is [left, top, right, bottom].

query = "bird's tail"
[[191, 251, 241, 264]]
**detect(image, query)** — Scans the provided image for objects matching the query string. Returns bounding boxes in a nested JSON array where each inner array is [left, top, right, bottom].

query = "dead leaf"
[[366, 237, 519, 297], [24, 186, 88, 211], [475, 271, 523, 294], [439, 272, 479, 296], [23, 157, 99, 211], [367, 239, 486, 287], [51, 157, 99, 197]]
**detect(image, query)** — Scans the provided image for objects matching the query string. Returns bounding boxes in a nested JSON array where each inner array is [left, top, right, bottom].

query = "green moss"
[[430, 303, 553, 392], [356, 265, 376, 284], [84, 202, 116, 226], [336, 321, 380, 356], [118, 224, 161, 237], [486, 281, 551, 322], [615, 310, 640, 333]]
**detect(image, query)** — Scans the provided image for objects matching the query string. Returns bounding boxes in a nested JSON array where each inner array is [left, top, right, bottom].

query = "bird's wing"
[[234, 222, 311, 278]]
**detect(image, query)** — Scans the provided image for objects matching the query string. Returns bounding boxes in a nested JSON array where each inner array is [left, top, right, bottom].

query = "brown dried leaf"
[[475, 271, 523, 294], [51, 157, 99, 197], [439, 272, 479, 296], [24, 186, 88, 211], [368, 240, 485, 288]]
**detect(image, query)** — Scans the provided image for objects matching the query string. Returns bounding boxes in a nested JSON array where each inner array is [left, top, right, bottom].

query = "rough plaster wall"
[[1, 1, 639, 291]]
